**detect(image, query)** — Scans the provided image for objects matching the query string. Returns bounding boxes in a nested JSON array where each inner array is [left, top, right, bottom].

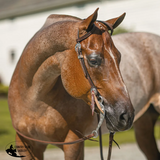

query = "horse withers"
[[8, 9, 134, 160]]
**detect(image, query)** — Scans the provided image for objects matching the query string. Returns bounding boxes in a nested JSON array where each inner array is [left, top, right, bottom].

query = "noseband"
[[75, 21, 116, 160]]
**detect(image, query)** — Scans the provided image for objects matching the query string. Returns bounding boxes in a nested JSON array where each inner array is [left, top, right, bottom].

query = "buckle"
[[75, 42, 81, 52], [90, 87, 98, 96], [78, 55, 83, 59], [92, 113, 105, 138]]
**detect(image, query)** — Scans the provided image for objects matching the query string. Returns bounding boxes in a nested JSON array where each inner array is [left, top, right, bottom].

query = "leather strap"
[[93, 93, 104, 114], [75, 42, 96, 89], [76, 24, 96, 43], [107, 132, 114, 160], [97, 21, 113, 35], [97, 114, 104, 160], [75, 21, 115, 160], [14, 125, 95, 145]]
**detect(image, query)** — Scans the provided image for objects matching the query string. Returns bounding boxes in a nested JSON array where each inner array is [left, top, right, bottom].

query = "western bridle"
[[12, 21, 117, 160], [75, 21, 115, 160]]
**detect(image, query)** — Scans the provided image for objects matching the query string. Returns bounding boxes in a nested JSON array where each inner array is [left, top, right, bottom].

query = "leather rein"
[[13, 21, 115, 160]]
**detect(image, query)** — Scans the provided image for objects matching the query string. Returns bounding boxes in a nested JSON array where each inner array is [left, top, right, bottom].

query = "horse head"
[[61, 8, 134, 132]]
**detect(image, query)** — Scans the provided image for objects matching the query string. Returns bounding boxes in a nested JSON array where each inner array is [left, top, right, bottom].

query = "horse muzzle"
[[104, 100, 135, 132]]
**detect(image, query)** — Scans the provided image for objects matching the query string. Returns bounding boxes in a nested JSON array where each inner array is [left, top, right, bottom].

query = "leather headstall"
[[75, 21, 115, 160], [75, 21, 113, 115]]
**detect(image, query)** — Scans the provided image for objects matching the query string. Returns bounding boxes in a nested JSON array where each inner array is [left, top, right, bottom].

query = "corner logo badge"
[[5, 141, 31, 158]]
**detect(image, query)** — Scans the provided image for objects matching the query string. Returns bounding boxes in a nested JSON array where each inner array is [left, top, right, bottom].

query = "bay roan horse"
[[116, 32, 160, 160], [8, 8, 141, 160]]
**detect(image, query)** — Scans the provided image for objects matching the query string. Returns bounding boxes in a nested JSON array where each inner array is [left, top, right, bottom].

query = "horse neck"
[[38, 76, 72, 104], [18, 21, 79, 90]]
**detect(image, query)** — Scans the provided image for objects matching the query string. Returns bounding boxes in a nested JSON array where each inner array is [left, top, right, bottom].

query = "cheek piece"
[[75, 22, 119, 160]]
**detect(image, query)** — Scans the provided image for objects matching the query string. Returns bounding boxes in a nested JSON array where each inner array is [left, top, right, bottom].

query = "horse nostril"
[[119, 112, 128, 125]]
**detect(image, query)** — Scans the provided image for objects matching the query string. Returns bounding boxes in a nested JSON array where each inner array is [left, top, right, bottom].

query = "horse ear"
[[106, 13, 126, 29], [79, 8, 99, 32]]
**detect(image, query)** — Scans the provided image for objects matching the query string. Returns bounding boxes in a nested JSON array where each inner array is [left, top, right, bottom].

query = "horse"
[[113, 32, 160, 160], [7, 8, 136, 160]]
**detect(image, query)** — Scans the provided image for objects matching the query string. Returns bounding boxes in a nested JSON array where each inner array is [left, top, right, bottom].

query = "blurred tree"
[[113, 27, 132, 35], [0, 83, 8, 97]]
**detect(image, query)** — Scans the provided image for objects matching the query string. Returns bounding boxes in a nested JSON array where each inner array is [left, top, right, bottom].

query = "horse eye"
[[87, 52, 102, 67], [90, 58, 98, 65], [88, 57, 102, 67]]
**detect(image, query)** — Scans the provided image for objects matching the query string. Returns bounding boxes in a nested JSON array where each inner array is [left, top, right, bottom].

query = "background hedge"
[[0, 84, 8, 97]]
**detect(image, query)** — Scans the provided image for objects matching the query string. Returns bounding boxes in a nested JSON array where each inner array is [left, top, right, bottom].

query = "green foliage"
[[113, 27, 131, 35], [0, 84, 8, 97], [0, 99, 16, 150]]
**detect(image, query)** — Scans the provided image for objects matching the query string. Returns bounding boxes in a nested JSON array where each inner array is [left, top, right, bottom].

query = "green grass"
[[84, 128, 135, 147], [0, 98, 16, 150], [85, 125, 160, 147], [1, 98, 160, 150]]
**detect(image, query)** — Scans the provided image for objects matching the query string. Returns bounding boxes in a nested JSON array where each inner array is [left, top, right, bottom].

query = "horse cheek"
[[61, 59, 90, 99]]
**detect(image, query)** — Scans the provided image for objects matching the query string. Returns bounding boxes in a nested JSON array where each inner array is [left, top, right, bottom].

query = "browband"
[[76, 24, 96, 43], [76, 21, 113, 43], [97, 20, 113, 35]]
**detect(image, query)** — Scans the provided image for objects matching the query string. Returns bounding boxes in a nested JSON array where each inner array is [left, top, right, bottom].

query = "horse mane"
[[41, 14, 81, 30]]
